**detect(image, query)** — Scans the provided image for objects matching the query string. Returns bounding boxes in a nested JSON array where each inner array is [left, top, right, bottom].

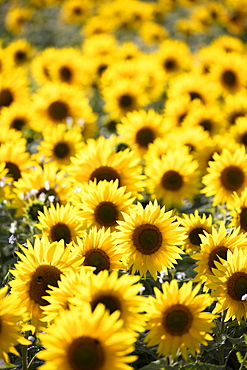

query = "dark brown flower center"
[[240, 133, 247, 146], [53, 142, 70, 159], [163, 304, 193, 335], [189, 91, 204, 103], [50, 223, 72, 244], [83, 249, 111, 274], [161, 170, 183, 191], [227, 271, 247, 301], [11, 117, 26, 130], [91, 294, 121, 315], [188, 227, 206, 246], [59, 66, 72, 82], [90, 166, 120, 184], [208, 245, 228, 271], [240, 207, 247, 231], [132, 223, 163, 255], [5, 162, 21, 181], [26, 202, 44, 222], [48, 100, 69, 121], [14, 51, 27, 65], [163, 58, 177, 72], [68, 336, 105, 370], [135, 127, 155, 148], [0, 88, 14, 108], [119, 94, 134, 109], [221, 70, 237, 88], [200, 119, 212, 132], [220, 165, 245, 191], [29, 264, 62, 306], [94, 202, 118, 227]]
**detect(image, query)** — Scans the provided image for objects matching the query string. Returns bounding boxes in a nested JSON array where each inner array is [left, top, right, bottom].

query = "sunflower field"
[[1, 0, 247, 369]]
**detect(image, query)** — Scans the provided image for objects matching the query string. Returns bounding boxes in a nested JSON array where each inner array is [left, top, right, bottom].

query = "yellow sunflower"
[[177, 210, 213, 254], [36, 202, 86, 244], [37, 304, 137, 370], [73, 226, 124, 274], [41, 267, 94, 324], [78, 179, 135, 230], [32, 82, 91, 128], [224, 91, 247, 126], [71, 270, 147, 334], [35, 124, 84, 168], [101, 78, 149, 119], [0, 101, 36, 133], [145, 148, 200, 209], [201, 146, 247, 206], [59, 0, 93, 24], [227, 188, 247, 233], [210, 52, 247, 95], [116, 109, 168, 156], [5, 39, 35, 68], [192, 222, 247, 286], [115, 200, 185, 279], [208, 248, 247, 323], [9, 236, 83, 326], [5, 6, 32, 35], [68, 136, 146, 198], [0, 123, 27, 147], [31, 47, 57, 86], [144, 280, 216, 360], [0, 141, 34, 183], [0, 69, 29, 109], [0, 286, 32, 363], [229, 116, 247, 149]]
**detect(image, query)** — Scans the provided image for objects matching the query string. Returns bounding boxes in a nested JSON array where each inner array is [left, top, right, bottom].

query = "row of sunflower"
[[1, 0, 247, 369]]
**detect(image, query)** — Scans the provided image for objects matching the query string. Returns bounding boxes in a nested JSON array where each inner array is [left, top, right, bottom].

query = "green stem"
[[239, 351, 247, 370], [22, 345, 28, 370], [218, 311, 226, 366]]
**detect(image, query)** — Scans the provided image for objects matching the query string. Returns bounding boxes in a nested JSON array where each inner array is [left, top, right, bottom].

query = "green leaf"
[[236, 352, 244, 364], [183, 363, 225, 370], [138, 358, 180, 370], [0, 362, 17, 369]]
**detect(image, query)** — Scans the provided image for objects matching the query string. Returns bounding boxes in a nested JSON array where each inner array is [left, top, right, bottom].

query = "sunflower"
[[5, 6, 32, 35], [78, 179, 135, 231], [0, 141, 34, 183], [227, 188, 247, 233], [0, 123, 27, 147], [154, 39, 192, 80], [60, 0, 93, 24], [145, 148, 200, 209], [163, 95, 200, 129], [116, 109, 168, 156], [47, 47, 91, 88], [229, 116, 247, 148], [36, 202, 86, 244], [210, 34, 245, 54], [41, 267, 94, 324], [139, 21, 168, 45], [192, 222, 247, 287], [71, 270, 147, 334], [36, 124, 84, 168], [73, 226, 124, 274], [115, 200, 185, 279], [101, 78, 149, 119], [144, 280, 216, 360], [201, 146, 247, 206], [167, 72, 219, 106], [208, 248, 247, 323], [31, 47, 57, 86], [0, 286, 32, 363], [82, 15, 115, 38], [37, 304, 137, 370], [210, 52, 247, 95], [9, 236, 83, 326], [224, 91, 247, 126], [0, 101, 36, 133], [177, 210, 213, 254], [0, 69, 29, 109], [68, 136, 146, 198], [5, 39, 35, 68], [32, 82, 90, 127]]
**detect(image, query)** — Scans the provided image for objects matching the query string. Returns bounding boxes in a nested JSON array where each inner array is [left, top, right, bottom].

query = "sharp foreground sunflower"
[[71, 269, 147, 334], [116, 200, 185, 279], [144, 279, 216, 360], [201, 146, 247, 206], [208, 248, 247, 323], [37, 304, 137, 370], [9, 236, 83, 326]]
